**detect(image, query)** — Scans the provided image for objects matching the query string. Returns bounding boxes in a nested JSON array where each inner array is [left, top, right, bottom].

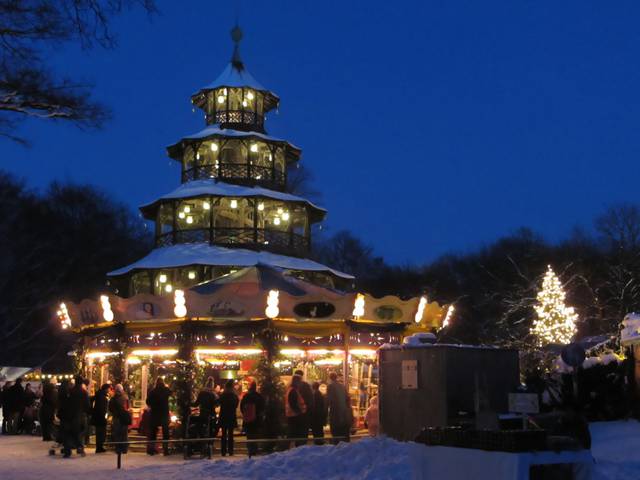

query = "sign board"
[[508, 393, 540, 414], [401, 360, 418, 389]]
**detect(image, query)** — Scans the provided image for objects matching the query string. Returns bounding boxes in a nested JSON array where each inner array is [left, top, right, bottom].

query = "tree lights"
[[531, 265, 578, 346], [441, 305, 455, 329]]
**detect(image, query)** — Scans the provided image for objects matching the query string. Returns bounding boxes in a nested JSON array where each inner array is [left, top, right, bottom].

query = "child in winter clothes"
[[364, 395, 379, 436]]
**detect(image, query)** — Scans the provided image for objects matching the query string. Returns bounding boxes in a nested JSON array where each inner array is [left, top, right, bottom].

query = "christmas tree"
[[531, 265, 578, 346]]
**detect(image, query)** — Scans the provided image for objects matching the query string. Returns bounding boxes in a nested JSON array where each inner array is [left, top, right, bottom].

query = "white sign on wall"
[[401, 359, 418, 389], [508, 393, 540, 414]]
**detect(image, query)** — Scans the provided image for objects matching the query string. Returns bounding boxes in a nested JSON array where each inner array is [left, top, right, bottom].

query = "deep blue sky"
[[3, 1, 640, 264]]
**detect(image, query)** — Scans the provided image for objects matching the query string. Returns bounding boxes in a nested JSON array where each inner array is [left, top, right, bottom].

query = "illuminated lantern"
[[174, 289, 187, 318], [100, 295, 114, 322], [265, 290, 279, 318], [414, 296, 427, 323], [352, 293, 365, 318]]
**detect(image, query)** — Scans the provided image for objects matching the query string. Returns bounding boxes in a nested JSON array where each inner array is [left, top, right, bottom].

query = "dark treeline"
[[0, 172, 151, 366], [315, 205, 640, 349]]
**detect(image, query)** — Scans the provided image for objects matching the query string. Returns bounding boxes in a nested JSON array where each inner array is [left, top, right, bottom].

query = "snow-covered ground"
[[590, 421, 640, 480], [0, 421, 637, 479]]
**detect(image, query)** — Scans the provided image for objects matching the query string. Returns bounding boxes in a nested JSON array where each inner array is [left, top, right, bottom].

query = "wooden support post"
[[253, 199, 258, 244], [343, 326, 350, 387]]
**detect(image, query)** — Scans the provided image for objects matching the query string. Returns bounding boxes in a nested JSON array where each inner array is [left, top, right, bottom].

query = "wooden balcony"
[[182, 163, 286, 191], [156, 227, 310, 257]]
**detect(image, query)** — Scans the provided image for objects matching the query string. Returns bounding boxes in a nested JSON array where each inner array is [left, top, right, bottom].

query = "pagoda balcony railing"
[[156, 227, 310, 257], [182, 163, 286, 190], [207, 110, 265, 131]]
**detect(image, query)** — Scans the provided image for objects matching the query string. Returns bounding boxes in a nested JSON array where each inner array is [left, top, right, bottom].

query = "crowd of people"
[[0, 370, 379, 459], [1, 375, 133, 458]]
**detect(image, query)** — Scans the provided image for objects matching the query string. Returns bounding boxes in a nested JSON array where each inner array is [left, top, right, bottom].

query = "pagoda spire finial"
[[230, 24, 244, 71]]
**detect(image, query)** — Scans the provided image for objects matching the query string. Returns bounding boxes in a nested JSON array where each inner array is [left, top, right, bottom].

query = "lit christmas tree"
[[531, 265, 578, 346]]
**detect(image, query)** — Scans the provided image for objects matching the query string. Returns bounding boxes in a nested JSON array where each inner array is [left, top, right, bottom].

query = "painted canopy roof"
[[62, 288, 446, 332], [190, 264, 346, 298]]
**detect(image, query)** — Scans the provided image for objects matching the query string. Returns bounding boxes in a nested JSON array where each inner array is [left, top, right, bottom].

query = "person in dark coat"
[[240, 381, 264, 457], [40, 380, 57, 441], [91, 384, 111, 453], [108, 384, 130, 454], [1, 381, 12, 434], [326, 372, 351, 444], [293, 370, 314, 443], [218, 380, 239, 456], [59, 376, 91, 457], [7, 378, 25, 434], [22, 383, 38, 435], [194, 377, 218, 438], [146, 377, 172, 455], [311, 382, 327, 445], [55, 380, 71, 446], [286, 375, 307, 447]]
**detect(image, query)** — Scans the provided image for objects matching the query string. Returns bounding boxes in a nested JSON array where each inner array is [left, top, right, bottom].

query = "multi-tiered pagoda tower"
[[108, 27, 352, 297], [58, 27, 446, 414]]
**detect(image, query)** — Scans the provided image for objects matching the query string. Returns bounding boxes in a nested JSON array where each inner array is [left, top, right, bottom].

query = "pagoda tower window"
[[211, 87, 263, 128], [130, 271, 153, 296]]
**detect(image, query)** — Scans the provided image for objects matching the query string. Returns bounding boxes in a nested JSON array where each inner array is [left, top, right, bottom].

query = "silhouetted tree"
[[0, 0, 156, 144], [0, 171, 151, 365]]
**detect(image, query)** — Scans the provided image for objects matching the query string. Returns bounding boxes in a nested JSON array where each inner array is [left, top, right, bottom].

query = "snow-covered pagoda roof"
[[107, 243, 353, 279], [166, 125, 301, 162], [191, 26, 279, 113], [139, 179, 326, 221], [202, 62, 268, 93]]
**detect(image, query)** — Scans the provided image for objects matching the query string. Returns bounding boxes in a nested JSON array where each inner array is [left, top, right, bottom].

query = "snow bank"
[[119, 437, 428, 480], [590, 420, 640, 480]]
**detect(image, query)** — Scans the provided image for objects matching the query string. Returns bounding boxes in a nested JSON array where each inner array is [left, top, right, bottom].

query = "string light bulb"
[[257, 202, 264, 211], [442, 305, 455, 329], [230, 199, 238, 209], [58, 303, 72, 329]]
